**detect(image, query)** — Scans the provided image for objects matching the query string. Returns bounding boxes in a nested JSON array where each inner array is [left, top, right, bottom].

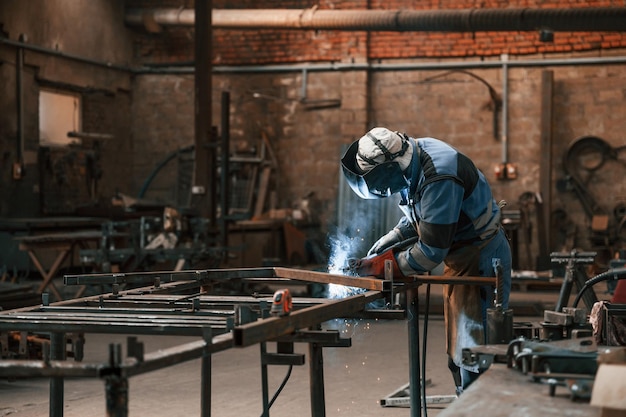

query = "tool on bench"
[[507, 336, 598, 399], [270, 288, 293, 317]]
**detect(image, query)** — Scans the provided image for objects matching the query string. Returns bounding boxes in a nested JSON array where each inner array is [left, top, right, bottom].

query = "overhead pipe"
[[7, 32, 626, 74], [15, 34, 25, 180], [501, 54, 509, 165], [125, 7, 626, 32], [0, 36, 133, 72]]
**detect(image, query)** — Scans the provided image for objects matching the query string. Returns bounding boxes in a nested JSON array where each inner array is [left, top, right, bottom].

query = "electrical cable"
[[572, 267, 626, 308], [138, 145, 194, 198], [260, 364, 293, 417]]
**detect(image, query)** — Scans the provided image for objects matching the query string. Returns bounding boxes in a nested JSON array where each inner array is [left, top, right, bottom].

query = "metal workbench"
[[0, 266, 494, 417]]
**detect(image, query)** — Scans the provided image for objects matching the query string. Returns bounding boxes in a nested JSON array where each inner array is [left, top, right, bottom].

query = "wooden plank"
[[272, 267, 389, 291], [439, 364, 596, 417], [253, 165, 272, 218], [591, 364, 626, 412]]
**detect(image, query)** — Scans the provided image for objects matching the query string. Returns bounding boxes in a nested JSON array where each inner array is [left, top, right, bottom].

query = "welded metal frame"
[[0, 267, 386, 417], [0, 267, 495, 417]]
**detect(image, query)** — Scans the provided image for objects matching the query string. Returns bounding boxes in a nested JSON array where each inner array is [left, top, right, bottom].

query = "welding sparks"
[[326, 232, 368, 299]]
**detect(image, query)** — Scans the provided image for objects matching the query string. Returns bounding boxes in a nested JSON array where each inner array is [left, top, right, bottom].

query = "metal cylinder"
[[105, 376, 128, 417], [125, 7, 626, 32], [486, 307, 514, 344]]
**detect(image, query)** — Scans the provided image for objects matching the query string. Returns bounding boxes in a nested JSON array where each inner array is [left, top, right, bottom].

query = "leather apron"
[[442, 235, 496, 372]]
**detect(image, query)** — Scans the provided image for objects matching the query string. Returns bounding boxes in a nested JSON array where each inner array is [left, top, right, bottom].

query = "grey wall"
[[0, 0, 134, 216]]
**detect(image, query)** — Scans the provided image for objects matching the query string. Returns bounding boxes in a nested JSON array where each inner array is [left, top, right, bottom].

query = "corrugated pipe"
[[125, 7, 626, 32]]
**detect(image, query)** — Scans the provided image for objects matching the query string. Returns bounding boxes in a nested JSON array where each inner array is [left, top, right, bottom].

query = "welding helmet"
[[341, 127, 411, 199]]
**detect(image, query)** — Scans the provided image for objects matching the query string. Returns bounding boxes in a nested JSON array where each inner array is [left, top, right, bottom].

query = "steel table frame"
[[14, 230, 108, 300], [0, 266, 495, 417]]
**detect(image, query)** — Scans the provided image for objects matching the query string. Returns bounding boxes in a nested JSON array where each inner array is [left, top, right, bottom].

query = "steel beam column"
[[406, 286, 422, 417], [309, 341, 326, 417], [260, 342, 270, 417], [201, 328, 212, 417], [49, 332, 65, 417]]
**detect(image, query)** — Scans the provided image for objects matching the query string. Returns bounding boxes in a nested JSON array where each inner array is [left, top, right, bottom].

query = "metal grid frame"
[[0, 266, 495, 417]]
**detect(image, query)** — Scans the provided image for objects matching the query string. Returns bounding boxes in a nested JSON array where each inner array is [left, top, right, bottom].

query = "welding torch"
[[343, 236, 419, 275]]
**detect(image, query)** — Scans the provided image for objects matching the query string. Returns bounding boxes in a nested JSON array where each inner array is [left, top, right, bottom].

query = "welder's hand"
[[354, 249, 405, 279], [367, 228, 403, 256]]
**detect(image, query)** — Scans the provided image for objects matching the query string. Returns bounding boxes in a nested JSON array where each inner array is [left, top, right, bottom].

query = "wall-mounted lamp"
[[539, 29, 554, 43]]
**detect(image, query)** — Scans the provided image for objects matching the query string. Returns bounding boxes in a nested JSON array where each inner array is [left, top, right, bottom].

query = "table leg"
[[50, 331, 66, 417], [407, 286, 422, 417], [27, 247, 69, 301]]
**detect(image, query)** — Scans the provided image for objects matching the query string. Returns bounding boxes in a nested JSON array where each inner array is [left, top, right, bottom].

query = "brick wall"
[[122, 0, 626, 269], [127, 0, 626, 65], [3, 1, 621, 270]]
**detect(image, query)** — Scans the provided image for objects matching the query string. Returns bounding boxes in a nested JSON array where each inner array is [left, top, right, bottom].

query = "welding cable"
[[572, 267, 626, 308], [260, 364, 293, 417], [138, 144, 194, 199], [421, 283, 431, 417], [386, 236, 420, 253]]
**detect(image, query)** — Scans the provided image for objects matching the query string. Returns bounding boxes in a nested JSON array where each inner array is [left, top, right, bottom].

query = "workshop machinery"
[[462, 261, 626, 404]]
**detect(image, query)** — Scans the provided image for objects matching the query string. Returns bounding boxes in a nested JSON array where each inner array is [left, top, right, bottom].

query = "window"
[[39, 89, 82, 147]]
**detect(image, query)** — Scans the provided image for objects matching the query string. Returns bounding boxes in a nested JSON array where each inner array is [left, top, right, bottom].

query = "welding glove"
[[354, 249, 405, 279], [367, 218, 418, 256]]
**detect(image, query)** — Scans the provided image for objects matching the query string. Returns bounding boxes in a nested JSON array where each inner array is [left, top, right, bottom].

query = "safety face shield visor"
[[341, 140, 409, 199]]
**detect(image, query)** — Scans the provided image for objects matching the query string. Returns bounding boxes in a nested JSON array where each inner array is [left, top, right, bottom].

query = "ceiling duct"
[[125, 7, 626, 32]]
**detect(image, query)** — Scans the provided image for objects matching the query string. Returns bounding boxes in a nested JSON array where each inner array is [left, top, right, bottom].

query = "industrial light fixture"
[[539, 29, 554, 43]]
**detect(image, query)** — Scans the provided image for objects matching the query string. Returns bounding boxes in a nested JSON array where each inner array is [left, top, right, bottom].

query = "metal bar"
[[0, 320, 228, 336], [64, 267, 492, 289], [0, 360, 101, 378], [192, 0, 215, 220], [37, 307, 236, 317], [201, 328, 212, 417], [273, 267, 389, 291], [0, 334, 233, 379], [409, 275, 496, 285], [1, 311, 232, 323], [205, 267, 277, 279], [15, 37, 24, 171], [260, 342, 270, 417], [105, 344, 128, 417], [538, 70, 554, 268], [233, 291, 383, 347], [8, 312, 233, 322], [272, 330, 351, 346], [220, 91, 230, 253], [309, 341, 326, 417], [64, 269, 210, 285], [124, 333, 232, 377], [49, 332, 65, 417], [406, 286, 421, 417]]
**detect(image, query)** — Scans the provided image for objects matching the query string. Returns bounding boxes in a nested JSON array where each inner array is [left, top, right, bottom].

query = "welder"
[[341, 127, 512, 394]]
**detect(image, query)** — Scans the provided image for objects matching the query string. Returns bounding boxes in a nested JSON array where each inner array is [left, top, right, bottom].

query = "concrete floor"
[[0, 282, 606, 417]]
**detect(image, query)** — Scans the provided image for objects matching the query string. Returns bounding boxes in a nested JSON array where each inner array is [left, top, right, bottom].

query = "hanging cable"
[[260, 364, 294, 417], [572, 267, 626, 308]]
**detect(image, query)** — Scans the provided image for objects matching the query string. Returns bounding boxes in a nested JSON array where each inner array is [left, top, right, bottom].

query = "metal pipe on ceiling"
[[125, 7, 626, 32]]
